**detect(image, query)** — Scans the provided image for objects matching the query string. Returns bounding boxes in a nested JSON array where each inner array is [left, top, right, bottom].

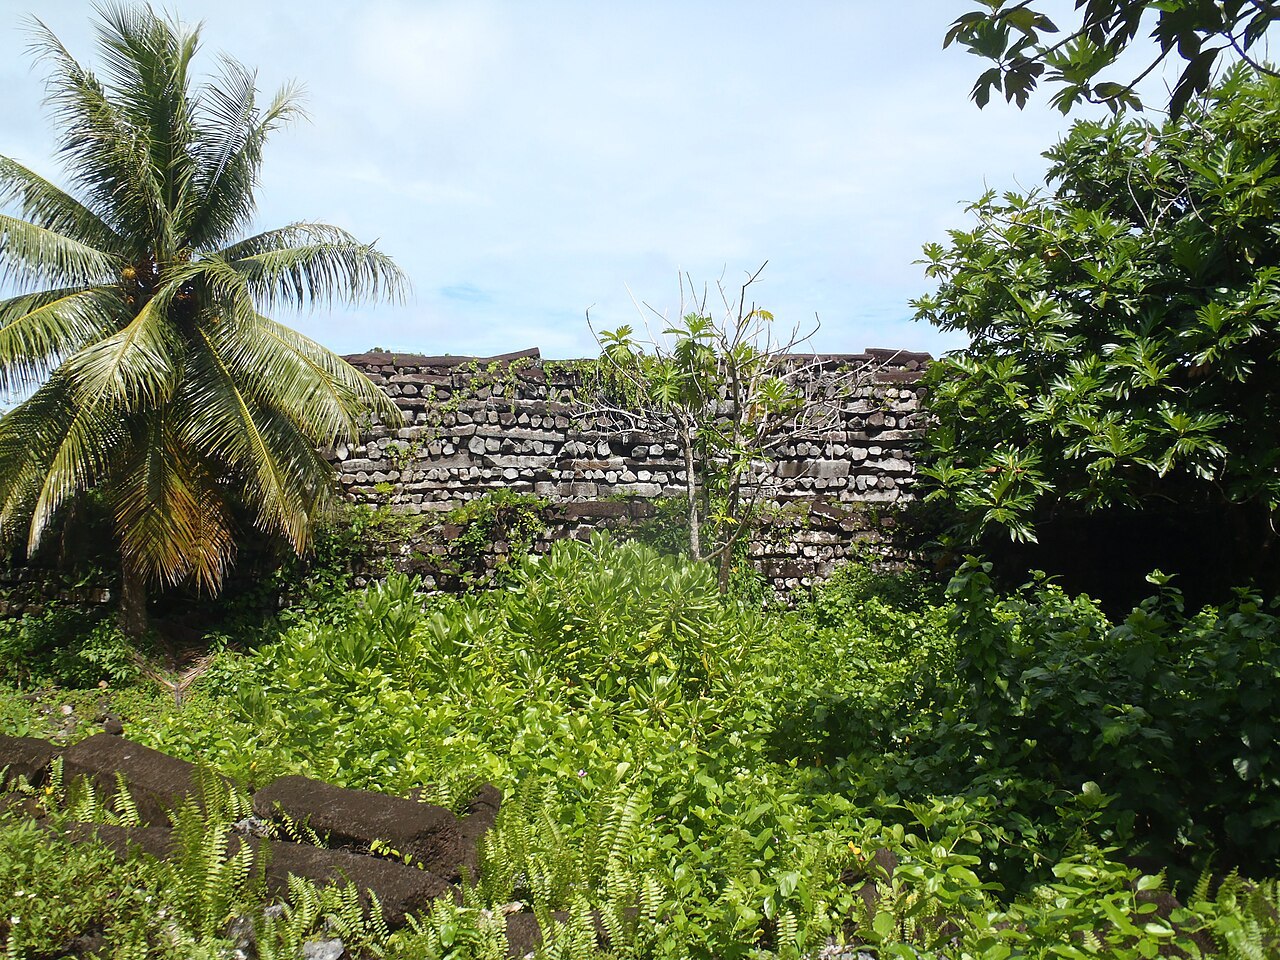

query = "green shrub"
[[882, 560, 1280, 881], [5, 536, 1280, 957], [0, 603, 141, 688]]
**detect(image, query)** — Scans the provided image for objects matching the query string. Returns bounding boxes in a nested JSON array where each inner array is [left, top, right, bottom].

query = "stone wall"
[[336, 346, 930, 593]]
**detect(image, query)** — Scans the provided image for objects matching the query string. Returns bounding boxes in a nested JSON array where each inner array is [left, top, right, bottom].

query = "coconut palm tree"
[[0, 4, 405, 635]]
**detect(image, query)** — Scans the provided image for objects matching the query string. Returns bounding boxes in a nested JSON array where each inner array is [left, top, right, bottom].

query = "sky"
[[0, 1, 1179, 360]]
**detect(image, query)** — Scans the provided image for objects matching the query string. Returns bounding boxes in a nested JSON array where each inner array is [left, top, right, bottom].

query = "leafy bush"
[[0, 603, 141, 688], [914, 69, 1280, 599], [446, 489, 549, 579], [937, 560, 1280, 877], [4, 538, 1280, 957]]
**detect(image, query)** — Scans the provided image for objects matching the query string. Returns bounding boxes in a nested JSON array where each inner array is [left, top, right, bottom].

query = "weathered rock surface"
[[0, 733, 61, 786], [62, 734, 222, 825], [454, 783, 503, 881], [260, 840, 454, 928], [333, 349, 928, 597], [504, 911, 543, 958], [253, 775, 463, 875], [59, 821, 179, 860], [55, 819, 454, 929]]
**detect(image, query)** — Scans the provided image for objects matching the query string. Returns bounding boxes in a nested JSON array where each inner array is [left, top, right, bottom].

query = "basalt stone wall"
[[336, 346, 930, 593]]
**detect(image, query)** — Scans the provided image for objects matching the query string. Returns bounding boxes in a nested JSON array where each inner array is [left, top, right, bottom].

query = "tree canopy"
[[913, 67, 1280, 594], [0, 4, 405, 629], [948, 0, 1280, 115]]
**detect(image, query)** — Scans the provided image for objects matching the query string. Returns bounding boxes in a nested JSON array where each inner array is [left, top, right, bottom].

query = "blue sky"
[[0, 1, 1175, 359]]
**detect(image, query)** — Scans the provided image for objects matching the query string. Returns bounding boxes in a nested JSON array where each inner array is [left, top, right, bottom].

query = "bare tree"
[[588, 264, 885, 591]]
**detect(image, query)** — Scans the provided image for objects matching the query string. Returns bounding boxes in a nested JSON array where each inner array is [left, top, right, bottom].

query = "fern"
[[1203, 874, 1280, 960], [254, 874, 391, 960], [112, 772, 142, 827], [538, 896, 599, 960], [65, 774, 110, 824], [391, 895, 507, 960]]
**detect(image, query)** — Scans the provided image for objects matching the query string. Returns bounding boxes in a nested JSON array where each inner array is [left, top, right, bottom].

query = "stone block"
[[0, 734, 61, 787], [62, 734, 221, 825], [261, 840, 453, 927], [253, 775, 463, 878]]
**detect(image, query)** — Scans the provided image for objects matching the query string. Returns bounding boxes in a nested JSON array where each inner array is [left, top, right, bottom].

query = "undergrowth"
[[2, 535, 1279, 957]]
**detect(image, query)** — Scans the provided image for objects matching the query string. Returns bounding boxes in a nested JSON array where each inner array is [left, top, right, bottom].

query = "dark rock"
[[62, 734, 221, 825], [1132, 888, 1218, 957], [0, 792, 46, 820], [260, 840, 454, 928], [60, 820, 453, 930], [557, 500, 633, 520], [58, 926, 106, 959], [101, 715, 124, 736], [841, 848, 899, 913], [59, 821, 179, 860], [503, 907, 619, 958], [253, 775, 463, 876], [0, 733, 61, 787], [343, 347, 540, 369], [454, 783, 503, 881], [504, 911, 543, 958]]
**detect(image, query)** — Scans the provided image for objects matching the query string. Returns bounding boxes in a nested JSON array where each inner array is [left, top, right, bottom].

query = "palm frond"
[[110, 411, 236, 590], [179, 331, 330, 550], [186, 75, 305, 248], [191, 55, 257, 210], [215, 221, 359, 261], [0, 155, 121, 250], [213, 311, 402, 445], [2, 6, 410, 592], [90, 2, 200, 241], [26, 16, 169, 250], [221, 237, 408, 311], [0, 286, 125, 395], [0, 214, 118, 290], [60, 289, 184, 408], [0, 380, 74, 546], [0, 374, 125, 552]]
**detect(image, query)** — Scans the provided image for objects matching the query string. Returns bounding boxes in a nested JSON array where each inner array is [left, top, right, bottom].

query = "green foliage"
[[0, 601, 140, 688], [0, 5, 404, 610], [446, 489, 549, 581], [915, 70, 1280, 560], [947, 0, 1280, 115], [4, 539, 1280, 956], [623, 496, 692, 557], [934, 560, 1280, 876], [595, 268, 828, 587], [0, 817, 146, 959]]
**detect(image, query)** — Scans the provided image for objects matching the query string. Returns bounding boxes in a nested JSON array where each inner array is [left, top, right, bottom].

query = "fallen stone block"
[[261, 840, 454, 928], [253, 775, 462, 876], [0, 792, 46, 820], [0, 733, 62, 787], [58, 821, 179, 861], [504, 911, 543, 958], [58, 821, 453, 929], [62, 734, 221, 825], [455, 783, 503, 881]]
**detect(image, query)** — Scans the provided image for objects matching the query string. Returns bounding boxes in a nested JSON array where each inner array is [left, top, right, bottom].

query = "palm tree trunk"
[[118, 552, 149, 639]]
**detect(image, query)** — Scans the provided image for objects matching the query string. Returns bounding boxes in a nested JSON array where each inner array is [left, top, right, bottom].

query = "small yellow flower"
[[848, 842, 862, 857]]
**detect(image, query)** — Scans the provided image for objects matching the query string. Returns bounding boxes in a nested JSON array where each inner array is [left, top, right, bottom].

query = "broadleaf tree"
[[946, 0, 1280, 116], [0, 4, 405, 634], [913, 68, 1280, 588]]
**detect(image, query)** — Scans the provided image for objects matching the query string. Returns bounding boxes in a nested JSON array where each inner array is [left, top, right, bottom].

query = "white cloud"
[[0, 0, 1189, 360]]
